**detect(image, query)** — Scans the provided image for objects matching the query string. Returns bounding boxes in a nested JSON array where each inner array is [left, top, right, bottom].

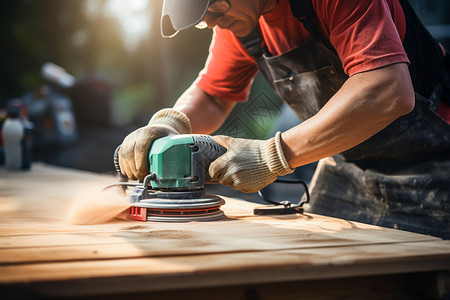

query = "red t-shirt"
[[195, 0, 450, 122], [196, 0, 408, 101]]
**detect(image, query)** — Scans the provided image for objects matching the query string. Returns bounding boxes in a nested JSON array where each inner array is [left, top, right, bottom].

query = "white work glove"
[[209, 132, 294, 193], [119, 108, 191, 180]]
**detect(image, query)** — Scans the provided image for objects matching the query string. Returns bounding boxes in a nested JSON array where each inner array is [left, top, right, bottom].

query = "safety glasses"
[[195, 0, 231, 29]]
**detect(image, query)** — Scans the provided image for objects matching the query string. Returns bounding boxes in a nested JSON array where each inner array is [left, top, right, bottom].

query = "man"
[[119, 0, 450, 238]]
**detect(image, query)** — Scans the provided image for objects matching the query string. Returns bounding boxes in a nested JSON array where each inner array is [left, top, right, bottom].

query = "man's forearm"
[[173, 85, 235, 134], [281, 63, 415, 168]]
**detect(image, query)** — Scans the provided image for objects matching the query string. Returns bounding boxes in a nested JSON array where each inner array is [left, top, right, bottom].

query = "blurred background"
[[0, 0, 449, 183], [0, 0, 286, 175]]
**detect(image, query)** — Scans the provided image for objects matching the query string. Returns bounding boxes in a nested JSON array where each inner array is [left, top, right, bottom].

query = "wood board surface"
[[0, 163, 449, 296]]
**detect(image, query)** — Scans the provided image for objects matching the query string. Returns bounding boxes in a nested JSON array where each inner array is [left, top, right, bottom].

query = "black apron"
[[240, 0, 450, 238]]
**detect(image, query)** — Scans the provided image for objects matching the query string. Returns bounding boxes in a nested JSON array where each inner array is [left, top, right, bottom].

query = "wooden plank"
[[1, 272, 419, 300], [0, 213, 436, 248], [1, 163, 449, 298], [0, 216, 438, 264], [1, 241, 449, 289], [0, 181, 439, 265], [0, 234, 437, 265]]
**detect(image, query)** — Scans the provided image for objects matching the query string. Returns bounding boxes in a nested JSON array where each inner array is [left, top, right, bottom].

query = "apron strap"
[[288, 0, 321, 42], [289, 0, 340, 58], [238, 25, 271, 58], [239, 0, 324, 59], [399, 0, 450, 106]]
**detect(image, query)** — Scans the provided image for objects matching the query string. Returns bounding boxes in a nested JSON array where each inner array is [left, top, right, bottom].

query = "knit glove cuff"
[[209, 132, 294, 193], [148, 108, 192, 134], [265, 131, 294, 176]]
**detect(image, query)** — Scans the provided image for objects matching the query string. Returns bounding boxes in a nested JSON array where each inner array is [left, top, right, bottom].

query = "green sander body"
[[148, 135, 225, 190], [127, 134, 227, 222]]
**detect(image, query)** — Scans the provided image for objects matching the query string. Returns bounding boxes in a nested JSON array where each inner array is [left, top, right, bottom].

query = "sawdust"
[[0, 199, 19, 214], [66, 186, 130, 225]]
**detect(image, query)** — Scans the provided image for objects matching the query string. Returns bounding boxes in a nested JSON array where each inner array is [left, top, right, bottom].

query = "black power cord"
[[254, 179, 310, 215]]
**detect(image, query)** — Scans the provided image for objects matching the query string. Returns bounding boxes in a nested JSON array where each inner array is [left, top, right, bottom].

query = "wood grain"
[[0, 163, 449, 297]]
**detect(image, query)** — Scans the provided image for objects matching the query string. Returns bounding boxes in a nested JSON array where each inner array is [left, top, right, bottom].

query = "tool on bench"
[[105, 134, 310, 222], [107, 134, 228, 222]]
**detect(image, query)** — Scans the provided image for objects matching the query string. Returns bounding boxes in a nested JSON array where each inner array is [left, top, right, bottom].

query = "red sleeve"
[[195, 28, 259, 102], [314, 0, 409, 76]]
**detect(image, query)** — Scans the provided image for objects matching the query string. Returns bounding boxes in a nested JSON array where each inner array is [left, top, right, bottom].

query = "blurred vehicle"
[[22, 63, 78, 148], [22, 62, 113, 149]]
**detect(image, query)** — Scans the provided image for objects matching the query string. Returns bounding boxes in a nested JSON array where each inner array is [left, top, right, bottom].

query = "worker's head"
[[161, 0, 277, 38]]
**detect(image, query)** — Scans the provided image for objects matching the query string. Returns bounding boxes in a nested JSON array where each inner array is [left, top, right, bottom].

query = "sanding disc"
[[129, 194, 226, 222]]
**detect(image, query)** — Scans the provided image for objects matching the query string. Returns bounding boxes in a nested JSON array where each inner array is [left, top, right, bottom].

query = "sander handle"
[[113, 145, 128, 183], [191, 135, 227, 185]]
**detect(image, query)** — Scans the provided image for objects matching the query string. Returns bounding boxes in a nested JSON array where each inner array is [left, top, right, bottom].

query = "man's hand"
[[119, 108, 191, 180], [209, 132, 294, 193]]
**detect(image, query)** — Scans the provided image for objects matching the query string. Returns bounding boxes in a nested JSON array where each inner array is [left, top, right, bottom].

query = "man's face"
[[203, 0, 270, 37]]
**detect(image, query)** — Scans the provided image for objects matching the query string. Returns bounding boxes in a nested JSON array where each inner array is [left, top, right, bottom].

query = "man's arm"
[[280, 62, 415, 168], [173, 84, 236, 134]]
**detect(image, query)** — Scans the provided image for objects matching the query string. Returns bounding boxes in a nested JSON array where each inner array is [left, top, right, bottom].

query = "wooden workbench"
[[0, 163, 449, 299]]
